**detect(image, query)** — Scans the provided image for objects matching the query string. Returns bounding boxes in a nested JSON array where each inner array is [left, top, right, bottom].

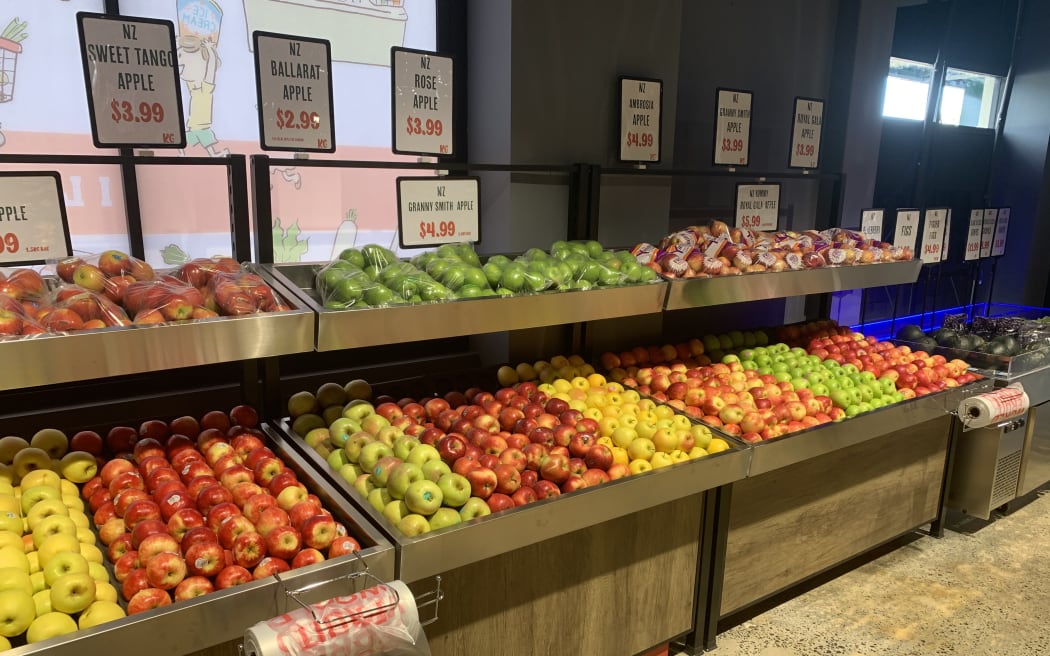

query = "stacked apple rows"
[[81, 406, 361, 616], [294, 375, 729, 537]]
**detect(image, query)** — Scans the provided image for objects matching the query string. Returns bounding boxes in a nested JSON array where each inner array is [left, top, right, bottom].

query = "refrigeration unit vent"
[[991, 449, 1023, 508]]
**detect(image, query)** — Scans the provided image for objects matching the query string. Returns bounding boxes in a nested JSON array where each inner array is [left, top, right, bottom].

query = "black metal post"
[[250, 155, 275, 263], [227, 155, 251, 262], [704, 484, 733, 650]]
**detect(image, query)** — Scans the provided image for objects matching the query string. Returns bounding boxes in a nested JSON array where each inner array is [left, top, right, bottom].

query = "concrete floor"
[[707, 489, 1050, 655]]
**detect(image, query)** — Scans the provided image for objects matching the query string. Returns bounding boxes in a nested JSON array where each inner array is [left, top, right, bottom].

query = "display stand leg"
[[929, 415, 962, 538], [966, 262, 979, 322], [678, 484, 733, 654], [986, 258, 999, 315]]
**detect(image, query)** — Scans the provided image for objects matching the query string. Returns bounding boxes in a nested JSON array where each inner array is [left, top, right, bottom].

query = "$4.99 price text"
[[276, 108, 320, 130], [625, 132, 654, 148], [418, 220, 456, 240], [110, 99, 165, 124]]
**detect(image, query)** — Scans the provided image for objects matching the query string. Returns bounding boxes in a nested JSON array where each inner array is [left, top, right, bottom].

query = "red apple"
[[121, 569, 152, 601], [123, 499, 162, 530], [174, 575, 214, 601], [539, 453, 571, 484], [486, 493, 515, 513], [180, 526, 219, 553], [493, 463, 521, 495], [107, 534, 134, 564], [231, 531, 267, 569], [291, 548, 325, 569], [70, 430, 104, 456], [252, 556, 290, 580], [243, 493, 280, 524], [254, 507, 291, 538], [217, 514, 255, 549], [130, 518, 168, 549], [214, 565, 253, 589], [206, 502, 242, 533], [532, 480, 561, 499], [265, 525, 302, 560], [167, 507, 205, 541], [138, 533, 181, 566], [327, 536, 361, 558], [301, 514, 337, 550]]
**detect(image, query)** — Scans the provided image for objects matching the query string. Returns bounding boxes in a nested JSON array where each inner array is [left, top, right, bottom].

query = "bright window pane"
[[883, 57, 935, 120], [938, 67, 1002, 128]]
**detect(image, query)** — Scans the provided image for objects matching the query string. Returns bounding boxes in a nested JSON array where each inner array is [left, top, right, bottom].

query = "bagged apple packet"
[[0, 291, 46, 337]]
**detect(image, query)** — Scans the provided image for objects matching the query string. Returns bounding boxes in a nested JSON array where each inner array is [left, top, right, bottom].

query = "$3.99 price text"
[[276, 108, 320, 130], [406, 117, 443, 137], [110, 99, 165, 124], [419, 220, 456, 240], [722, 138, 744, 153], [1, 233, 19, 254], [795, 143, 815, 158]]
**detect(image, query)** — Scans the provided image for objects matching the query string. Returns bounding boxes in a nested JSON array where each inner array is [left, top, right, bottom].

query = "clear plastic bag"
[[51, 250, 155, 287]]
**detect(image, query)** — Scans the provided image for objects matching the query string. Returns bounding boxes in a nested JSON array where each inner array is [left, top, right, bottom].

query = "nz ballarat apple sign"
[[253, 31, 335, 152]]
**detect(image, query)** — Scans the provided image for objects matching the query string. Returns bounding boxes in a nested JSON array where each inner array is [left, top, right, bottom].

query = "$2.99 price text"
[[276, 108, 320, 130], [110, 99, 165, 124], [418, 220, 456, 240]]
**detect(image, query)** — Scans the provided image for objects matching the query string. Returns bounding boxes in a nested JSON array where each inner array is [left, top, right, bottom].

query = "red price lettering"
[[740, 215, 762, 228], [625, 132, 654, 148], [276, 109, 320, 130], [419, 220, 456, 240], [109, 100, 165, 124], [795, 143, 815, 158], [406, 117, 443, 136], [722, 138, 744, 152], [2, 233, 17, 254], [924, 244, 939, 255]]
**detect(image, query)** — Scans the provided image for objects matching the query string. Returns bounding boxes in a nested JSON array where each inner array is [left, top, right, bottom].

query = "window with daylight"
[[938, 67, 1003, 129], [883, 57, 936, 121]]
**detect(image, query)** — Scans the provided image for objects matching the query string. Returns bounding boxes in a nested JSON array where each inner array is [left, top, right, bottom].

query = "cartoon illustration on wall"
[[0, 17, 29, 148], [331, 209, 359, 259], [241, 0, 407, 66], [177, 0, 229, 156], [272, 217, 309, 262]]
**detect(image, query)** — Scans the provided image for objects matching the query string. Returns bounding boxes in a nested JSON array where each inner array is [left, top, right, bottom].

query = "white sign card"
[[76, 13, 185, 148], [964, 209, 983, 261], [861, 209, 884, 242], [992, 207, 1010, 257], [618, 77, 662, 163], [734, 184, 780, 231], [392, 47, 454, 156], [253, 32, 335, 152], [894, 209, 920, 251], [0, 173, 72, 265], [980, 208, 997, 258], [789, 97, 823, 169], [397, 177, 480, 248], [941, 209, 951, 262], [714, 88, 752, 166], [919, 208, 947, 263]]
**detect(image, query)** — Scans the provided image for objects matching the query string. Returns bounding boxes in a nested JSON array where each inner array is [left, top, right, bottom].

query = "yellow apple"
[[37, 533, 82, 568], [26, 498, 68, 532], [552, 379, 572, 394], [0, 588, 35, 637], [690, 425, 713, 450], [611, 447, 629, 466], [0, 497, 19, 517], [611, 426, 638, 449], [87, 562, 109, 583], [670, 449, 691, 464], [26, 611, 78, 643], [537, 383, 556, 396], [43, 551, 89, 587], [586, 373, 607, 387], [628, 459, 653, 475], [67, 511, 90, 529], [671, 415, 692, 431], [49, 572, 95, 613], [549, 355, 570, 369], [582, 408, 603, 422], [78, 600, 125, 629], [29, 571, 44, 594], [0, 437, 29, 465], [76, 527, 96, 545], [30, 429, 68, 460], [32, 589, 51, 616], [0, 547, 29, 573], [596, 437, 615, 449], [0, 532, 22, 552], [568, 399, 587, 413], [58, 480, 78, 498], [688, 446, 709, 459], [600, 405, 621, 419], [627, 438, 655, 461], [94, 581, 118, 603], [32, 515, 77, 549], [16, 465, 59, 491], [651, 429, 680, 454], [650, 452, 675, 469], [0, 567, 34, 595], [61, 495, 85, 512], [79, 543, 104, 565], [706, 438, 730, 454], [597, 417, 620, 437], [26, 552, 39, 575], [20, 485, 60, 517], [586, 392, 607, 409]]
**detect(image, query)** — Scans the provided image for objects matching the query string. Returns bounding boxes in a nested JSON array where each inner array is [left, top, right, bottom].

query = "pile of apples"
[[495, 354, 598, 388], [79, 406, 361, 617], [0, 428, 123, 646], [599, 330, 771, 385], [293, 376, 729, 538]]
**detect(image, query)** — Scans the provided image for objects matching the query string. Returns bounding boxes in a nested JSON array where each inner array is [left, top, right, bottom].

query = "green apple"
[[343, 400, 375, 422], [420, 459, 451, 483], [338, 463, 362, 485], [0, 588, 35, 638], [879, 377, 897, 395], [343, 432, 374, 464], [382, 500, 411, 525], [428, 508, 462, 531], [43, 551, 89, 587], [370, 456, 404, 487], [845, 404, 861, 417], [328, 418, 360, 447], [327, 449, 350, 470], [359, 442, 394, 475], [361, 414, 391, 437], [367, 488, 393, 513], [436, 473, 471, 508], [393, 436, 420, 461], [353, 474, 375, 498], [856, 385, 874, 402], [404, 480, 443, 516], [810, 383, 829, 396], [690, 425, 712, 450], [78, 600, 126, 630], [397, 514, 431, 537], [374, 425, 403, 446], [459, 497, 491, 521], [387, 463, 425, 500], [407, 444, 441, 468], [829, 389, 851, 409]]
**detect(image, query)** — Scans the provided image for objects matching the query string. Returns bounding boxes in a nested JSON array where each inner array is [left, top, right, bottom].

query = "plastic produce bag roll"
[[958, 383, 1030, 429], [243, 579, 431, 656]]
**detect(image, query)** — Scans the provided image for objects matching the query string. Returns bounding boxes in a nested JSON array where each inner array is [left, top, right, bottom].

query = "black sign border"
[[252, 30, 337, 154], [396, 176, 481, 250], [391, 46, 456, 158], [76, 12, 187, 150], [733, 181, 781, 231], [713, 87, 754, 168], [788, 96, 824, 170], [617, 75, 663, 165], [0, 171, 74, 266]]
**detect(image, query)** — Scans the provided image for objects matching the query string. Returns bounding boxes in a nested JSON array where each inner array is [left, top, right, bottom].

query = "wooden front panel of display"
[[720, 415, 951, 617], [420, 493, 703, 656]]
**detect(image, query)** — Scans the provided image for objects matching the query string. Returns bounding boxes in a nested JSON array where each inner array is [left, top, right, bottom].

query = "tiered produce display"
[[315, 240, 659, 310], [286, 375, 729, 537], [591, 321, 979, 442], [0, 406, 363, 647], [631, 224, 913, 278], [0, 251, 290, 337]]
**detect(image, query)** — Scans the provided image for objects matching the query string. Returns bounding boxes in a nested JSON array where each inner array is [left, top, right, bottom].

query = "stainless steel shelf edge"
[[274, 419, 750, 583], [260, 264, 668, 350], [998, 364, 1050, 407], [738, 380, 989, 476], [664, 260, 922, 310], [5, 425, 394, 656]]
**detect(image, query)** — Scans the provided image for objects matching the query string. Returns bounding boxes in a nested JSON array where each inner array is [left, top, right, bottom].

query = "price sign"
[[894, 209, 919, 251], [253, 31, 335, 152], [77, 13, 185, 148], [714, 88, 752, 166], [964, 209, 983, 261], [919, 208, 947, 263], [618, 77, 662, 163], [789, 97, 823, 169], [992, 207, 1010, 257], [861, 209, 884, 242], [980, 208, 997, 258], [393, 47, 454, 156], [397, 177, 480, 249], [0, 173, 72, 266], [941, 209, 951, 262], [734, 183, 780, 231]]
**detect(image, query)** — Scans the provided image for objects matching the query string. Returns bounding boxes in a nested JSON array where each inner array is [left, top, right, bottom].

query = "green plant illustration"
[[273, 217, 309, 263], [161, 243, 191, 265]]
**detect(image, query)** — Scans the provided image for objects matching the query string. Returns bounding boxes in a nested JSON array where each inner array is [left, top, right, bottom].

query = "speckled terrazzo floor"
[[703, 489, 1050, 655]]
